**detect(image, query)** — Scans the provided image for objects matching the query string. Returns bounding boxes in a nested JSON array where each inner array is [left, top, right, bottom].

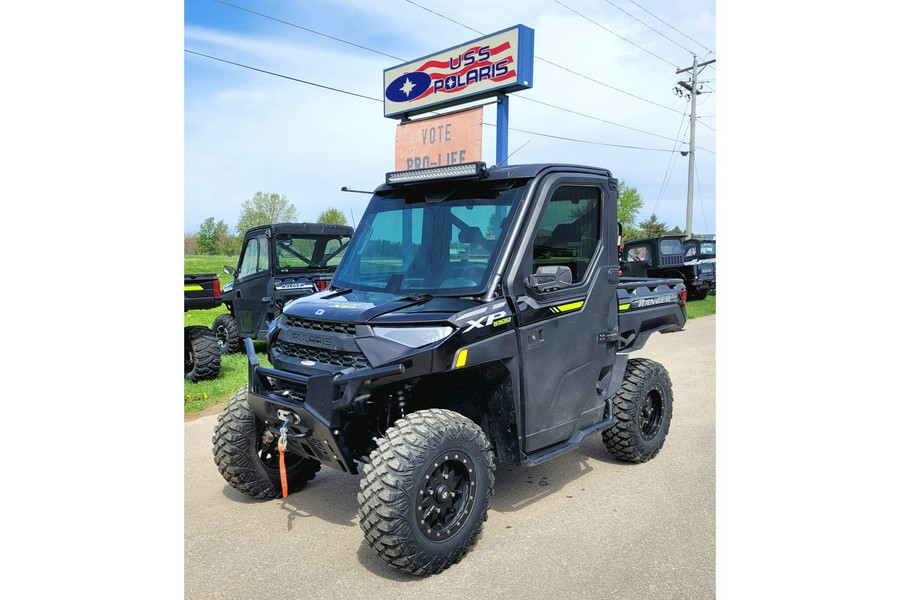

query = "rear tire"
[[184, 326, 221, 382], [689, 289, 709, 301], [212, 313, 241, 354], [602, 358, 673, 463], [358, 409, 495, 576], [212, 388, 321, 499]]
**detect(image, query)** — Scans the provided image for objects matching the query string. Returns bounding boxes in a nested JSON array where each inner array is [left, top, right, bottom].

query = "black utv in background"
[[682, 237, 716, 295], [184, 273, 222, 382], [212, 162, 688, 576], [620, 235, 715, 299], [212, 223, 353, 354]]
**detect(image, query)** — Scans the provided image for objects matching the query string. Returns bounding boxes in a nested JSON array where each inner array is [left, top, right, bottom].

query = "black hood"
[[281, 291, 482, 325]]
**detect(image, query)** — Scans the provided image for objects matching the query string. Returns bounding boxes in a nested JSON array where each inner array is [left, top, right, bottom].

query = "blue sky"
[[184, 0, 716, 235]]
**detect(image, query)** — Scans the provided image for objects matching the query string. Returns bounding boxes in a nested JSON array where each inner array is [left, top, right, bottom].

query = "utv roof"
[[624, 235, 685, 245], [246, 222, 354, 236], [377, 162, 614, 191]]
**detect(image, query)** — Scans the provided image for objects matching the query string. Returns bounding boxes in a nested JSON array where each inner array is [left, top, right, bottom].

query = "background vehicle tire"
[[185, 326, 221, 382], [212, 388, 321, 499], [602, 358, 673, 463], [358, 409, 495, 576], [212, 313, 241, 354]]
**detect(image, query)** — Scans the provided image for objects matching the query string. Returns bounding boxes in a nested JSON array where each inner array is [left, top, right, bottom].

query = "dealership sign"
[[383, 25, 534, 119]]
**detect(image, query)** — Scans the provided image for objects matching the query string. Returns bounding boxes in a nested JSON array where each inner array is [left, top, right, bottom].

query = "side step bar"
[[521, 398, 615, 466]]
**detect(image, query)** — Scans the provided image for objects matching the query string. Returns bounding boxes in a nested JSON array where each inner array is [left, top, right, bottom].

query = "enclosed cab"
[[213, 223, 354, 353]]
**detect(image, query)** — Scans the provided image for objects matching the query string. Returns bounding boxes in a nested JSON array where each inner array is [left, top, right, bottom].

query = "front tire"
[[602, 358, 673, 463], [212, 313, 241, 354], [358, 409, 495, 576], [212, 388, 321, 499], [185, 326, 221, 382]]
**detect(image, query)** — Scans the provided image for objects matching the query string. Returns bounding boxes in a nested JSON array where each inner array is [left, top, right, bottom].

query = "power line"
[[185, 50, 383, 102], [403, 0, 481, 35], [519, 96, 685, 143], [652, 108, 691, 217], [624, 0, 715, 56], [534, 55, 683, 114], [484, 122, 680, 153], [554, 0, 679, 68], [212, 0, 405, 61], [601, 0, 702, 58]]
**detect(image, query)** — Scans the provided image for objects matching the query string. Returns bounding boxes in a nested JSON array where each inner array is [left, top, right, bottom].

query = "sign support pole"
[[496, 93, 509, 166]]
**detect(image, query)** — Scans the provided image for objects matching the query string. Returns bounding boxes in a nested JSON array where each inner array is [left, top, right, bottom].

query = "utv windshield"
[[332, 181, 526, 295], [274, 234, 352, 271]]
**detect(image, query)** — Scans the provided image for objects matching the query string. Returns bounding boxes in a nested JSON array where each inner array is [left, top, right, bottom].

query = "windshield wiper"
[[393, 292, 432, 301], [322, 287, 352, 298]]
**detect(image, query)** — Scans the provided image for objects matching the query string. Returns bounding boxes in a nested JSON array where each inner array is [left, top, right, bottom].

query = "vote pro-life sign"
[[384, 25, 534, 170]]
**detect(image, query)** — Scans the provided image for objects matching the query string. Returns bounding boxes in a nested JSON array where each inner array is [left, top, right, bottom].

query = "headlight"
[[222, 281, 233, 293], [372, 326, 453, 348]]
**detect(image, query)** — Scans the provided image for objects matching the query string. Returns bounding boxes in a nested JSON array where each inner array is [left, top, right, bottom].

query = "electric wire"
[[553, 0, 679, 68], [212, 0, 406, 61], [184, 50, 383, 102], [625, 0, 715, 56]]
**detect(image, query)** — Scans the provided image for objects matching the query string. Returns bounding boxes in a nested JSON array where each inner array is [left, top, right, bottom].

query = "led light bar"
[[385, 162, 488, 185]]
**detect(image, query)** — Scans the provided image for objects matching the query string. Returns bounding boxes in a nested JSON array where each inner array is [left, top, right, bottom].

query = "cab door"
[[507, 176, 619, 453], [230, 229, 273, 338]]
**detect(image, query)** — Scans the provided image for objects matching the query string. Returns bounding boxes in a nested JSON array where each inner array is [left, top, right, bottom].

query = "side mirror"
[[525, 265, 572, 293], [224, 265, 236, 277]]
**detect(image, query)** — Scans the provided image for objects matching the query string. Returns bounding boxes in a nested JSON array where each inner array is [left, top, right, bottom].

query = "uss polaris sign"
[[383, 25, 534, 119]]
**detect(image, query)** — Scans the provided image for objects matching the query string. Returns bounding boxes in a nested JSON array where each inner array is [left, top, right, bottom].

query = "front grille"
[[275, 341, 371, 369], [285, 317, 357, 335]]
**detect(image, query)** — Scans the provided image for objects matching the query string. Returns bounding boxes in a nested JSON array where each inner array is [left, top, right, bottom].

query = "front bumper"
[[243, 338, 404, 475]]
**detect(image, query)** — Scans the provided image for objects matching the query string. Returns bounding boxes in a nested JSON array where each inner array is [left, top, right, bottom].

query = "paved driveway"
[[184, 315, 715, 599]]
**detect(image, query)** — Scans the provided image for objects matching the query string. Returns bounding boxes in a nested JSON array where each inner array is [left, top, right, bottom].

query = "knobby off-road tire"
[[184, 326, 221, 382], [212, 313, 241, 354], [212, 388, 321, 499], [602, 358, 673, 463], [358, 409, 495, 576]]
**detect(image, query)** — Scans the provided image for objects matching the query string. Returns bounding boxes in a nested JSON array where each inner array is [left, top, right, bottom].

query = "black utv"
[[620, 235, 714, 300], [212, 163, 687, 576], [212, 223, 353, 354]]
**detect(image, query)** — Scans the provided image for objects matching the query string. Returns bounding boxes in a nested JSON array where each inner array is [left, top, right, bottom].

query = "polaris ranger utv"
[[212, 223, 353, 354], [212, 162, 687, 576]]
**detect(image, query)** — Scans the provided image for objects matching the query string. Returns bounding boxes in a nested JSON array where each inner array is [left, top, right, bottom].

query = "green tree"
[[639, 214, 669, 237], [236, 192, 298, 238], [196, 217, 230, 255], [317, 207, 348, 225], [617, 182, 643, 228]]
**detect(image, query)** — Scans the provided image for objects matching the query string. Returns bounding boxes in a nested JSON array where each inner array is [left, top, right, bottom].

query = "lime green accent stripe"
[[555, 300, 584, 313], [619, 303, 631, 311], [455, 349, 468, 369], [184, 285, 203, 292]]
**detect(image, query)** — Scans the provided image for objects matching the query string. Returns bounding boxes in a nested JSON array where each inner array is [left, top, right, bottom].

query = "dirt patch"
[[185, 401, 227, 422]]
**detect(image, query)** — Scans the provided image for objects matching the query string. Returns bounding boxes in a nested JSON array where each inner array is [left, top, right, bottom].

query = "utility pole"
[[675, 56, 715, 238]]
